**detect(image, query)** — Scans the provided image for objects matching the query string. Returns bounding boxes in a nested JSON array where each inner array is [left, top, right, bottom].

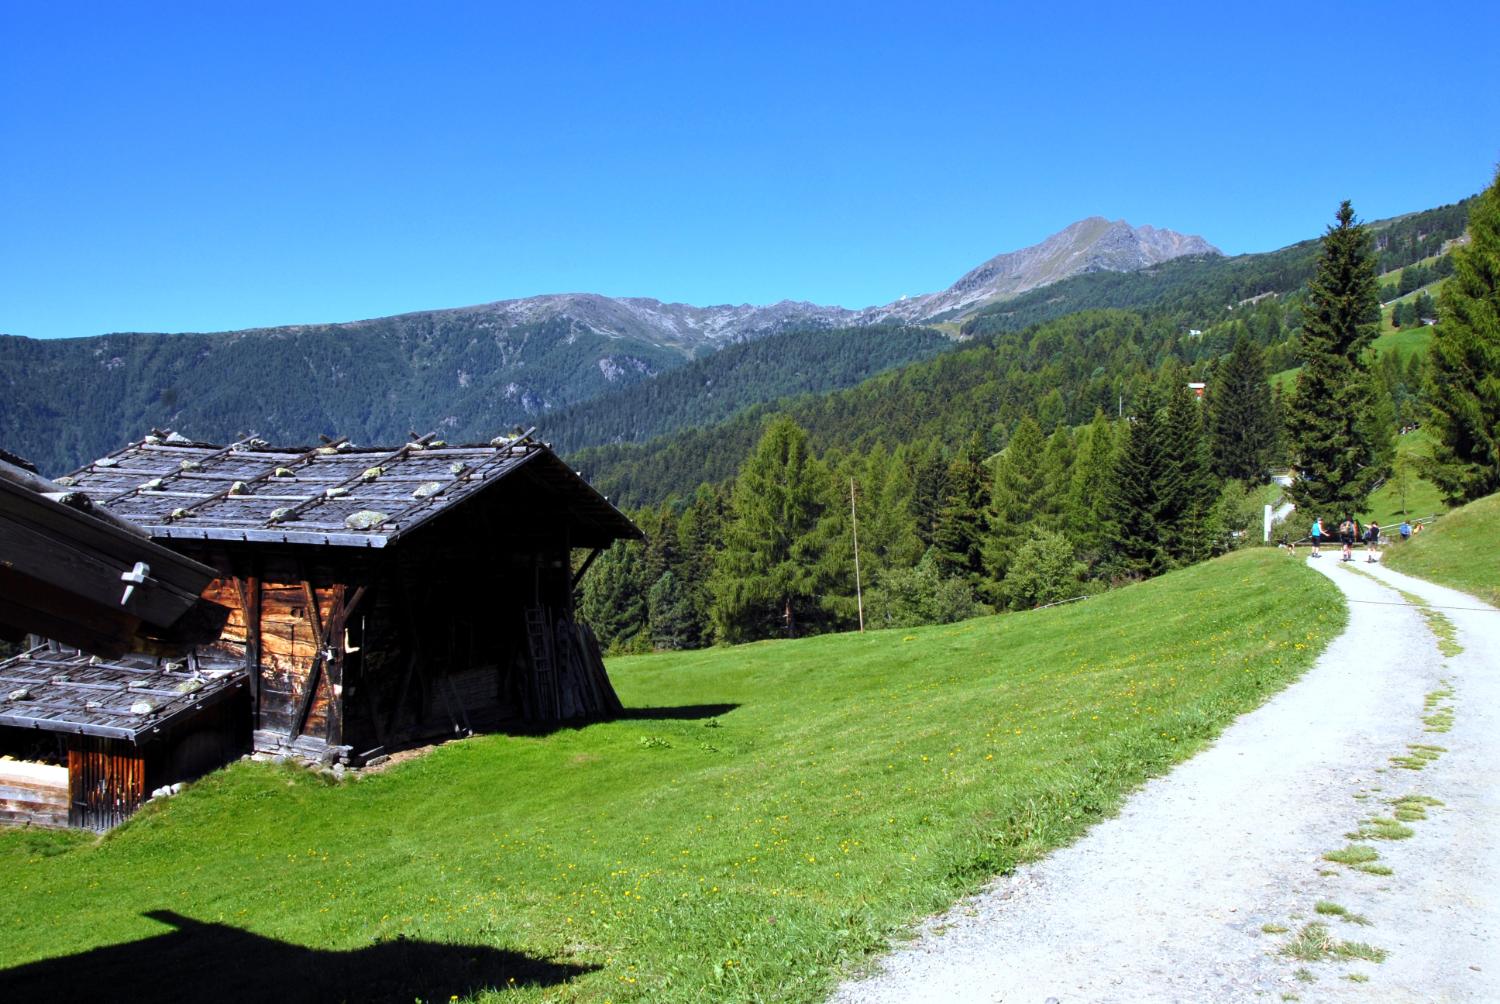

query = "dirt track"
[[831, 557, 1500, 1003]]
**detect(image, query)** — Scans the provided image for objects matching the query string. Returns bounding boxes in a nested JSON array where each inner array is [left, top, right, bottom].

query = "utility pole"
[[850, 476, 865, 632]]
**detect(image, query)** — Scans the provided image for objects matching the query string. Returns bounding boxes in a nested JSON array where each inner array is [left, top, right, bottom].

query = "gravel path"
[[831, 557, 1500, 1003]]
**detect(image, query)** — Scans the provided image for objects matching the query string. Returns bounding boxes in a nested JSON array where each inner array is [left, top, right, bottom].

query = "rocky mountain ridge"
[[314, 217, 1218, 352], [0, 216, 1219, 475]]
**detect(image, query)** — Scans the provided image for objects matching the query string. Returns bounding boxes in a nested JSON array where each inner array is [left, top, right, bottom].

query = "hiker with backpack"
[[1339, 517, 1356, 562]]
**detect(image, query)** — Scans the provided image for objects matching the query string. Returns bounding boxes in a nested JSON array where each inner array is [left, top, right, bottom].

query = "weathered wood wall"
[[194, 549, 360, 756], [68, 737, 154, 831]]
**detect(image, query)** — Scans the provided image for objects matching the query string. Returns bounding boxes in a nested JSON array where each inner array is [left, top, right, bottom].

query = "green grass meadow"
[[0, 550, 1343, 1002], [1385, 491, 1500, 607], [1362, 427, 1446, 527]]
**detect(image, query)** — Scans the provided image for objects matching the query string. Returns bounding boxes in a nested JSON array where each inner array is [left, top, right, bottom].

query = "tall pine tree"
[[1160, 375, 1219, 564], [1102, 385, 1172, 578], [1286, 201, 1385, 517], [1209, 333, 1278, 482], [1426, 167, 1500, 503], [933, 432, 990, 589]]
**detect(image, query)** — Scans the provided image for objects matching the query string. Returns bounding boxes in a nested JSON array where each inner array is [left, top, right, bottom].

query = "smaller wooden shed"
[[0, 645, 248, 829]]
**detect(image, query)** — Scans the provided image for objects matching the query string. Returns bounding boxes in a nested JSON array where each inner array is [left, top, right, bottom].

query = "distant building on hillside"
[[0, 430, 640, 829]]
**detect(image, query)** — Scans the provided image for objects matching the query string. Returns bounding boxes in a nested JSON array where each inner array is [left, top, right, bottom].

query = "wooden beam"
[[0, 492, 206, 626], [570, 548, 604, 589]]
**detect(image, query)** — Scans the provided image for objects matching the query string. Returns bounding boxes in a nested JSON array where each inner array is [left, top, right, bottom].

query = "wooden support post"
[[232, 571, 262, 718], [324, 584, 346, 746], [570, 547, 603, 590]]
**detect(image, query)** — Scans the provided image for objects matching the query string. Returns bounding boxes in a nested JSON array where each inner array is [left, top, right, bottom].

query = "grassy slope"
[[1384, 492, 1500, 607], [1271, 277, 1446, 389], [0, 551, 1343, 1003], [1362, 427, 1446, 527]]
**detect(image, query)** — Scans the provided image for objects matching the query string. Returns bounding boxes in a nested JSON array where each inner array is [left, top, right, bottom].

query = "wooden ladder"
[[524, 606, 557, 720]]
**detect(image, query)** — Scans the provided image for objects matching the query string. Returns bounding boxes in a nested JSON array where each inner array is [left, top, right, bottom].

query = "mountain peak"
[[875, 218, 1220, 322]]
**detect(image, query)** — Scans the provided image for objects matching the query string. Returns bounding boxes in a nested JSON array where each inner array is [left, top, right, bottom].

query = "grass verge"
[[1384, 491, 1500, 608], [0, 550, 1343, 1003]]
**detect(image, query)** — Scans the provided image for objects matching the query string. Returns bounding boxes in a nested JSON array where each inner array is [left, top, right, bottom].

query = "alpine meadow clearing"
[[1, 549, 1342, 1003]]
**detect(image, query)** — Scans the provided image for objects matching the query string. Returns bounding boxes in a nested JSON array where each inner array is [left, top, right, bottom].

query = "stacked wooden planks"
[[0, 758, 68, 828]]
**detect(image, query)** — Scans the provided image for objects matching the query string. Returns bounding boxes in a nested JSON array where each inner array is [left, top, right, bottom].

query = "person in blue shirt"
[[1310, 517, 1323, 557], [1400, 519, 1412, 542]]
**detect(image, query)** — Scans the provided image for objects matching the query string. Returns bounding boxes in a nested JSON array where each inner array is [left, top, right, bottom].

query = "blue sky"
[[3, 1, 1497, 339]]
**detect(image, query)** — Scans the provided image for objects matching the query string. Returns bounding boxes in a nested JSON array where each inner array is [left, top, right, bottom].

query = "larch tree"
[[1286, 201, 1386, 517], [983, 415, 1047, 591], [1426, 167, 1500, 503], [709, 416, 831, 642], [1065, 411, 1118, 566]]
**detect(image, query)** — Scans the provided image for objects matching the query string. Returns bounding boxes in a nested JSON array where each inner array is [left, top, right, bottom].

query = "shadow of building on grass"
[[497, 702, 740, 737], [0, 909, 595, 1004], [615, 702, 739, 722]]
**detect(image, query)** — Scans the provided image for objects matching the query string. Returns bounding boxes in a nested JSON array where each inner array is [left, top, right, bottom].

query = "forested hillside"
[[567, 178, 1500, 658], [572, 199, 1471, 511], [571, 309, 1261, 507], [541, 325, 951, 453], [0, 313, 696, 475]]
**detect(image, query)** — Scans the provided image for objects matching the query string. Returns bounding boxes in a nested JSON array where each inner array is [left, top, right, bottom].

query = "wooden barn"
[[49, 430, 642, 769]]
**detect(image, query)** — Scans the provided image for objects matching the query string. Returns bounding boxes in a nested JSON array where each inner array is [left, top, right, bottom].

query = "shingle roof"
[[59, 432, 640, 549], [0, 645, 247, 742]]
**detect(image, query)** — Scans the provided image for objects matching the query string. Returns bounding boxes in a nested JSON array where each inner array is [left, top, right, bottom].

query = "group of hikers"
[[1301, 515, 1420, 562]]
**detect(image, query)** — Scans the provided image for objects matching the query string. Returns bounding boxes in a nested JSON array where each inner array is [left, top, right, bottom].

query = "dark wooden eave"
[[0, 462, 227, 656]]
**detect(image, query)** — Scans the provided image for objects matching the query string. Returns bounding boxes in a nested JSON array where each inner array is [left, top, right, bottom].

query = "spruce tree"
[[1426, 167, 1500, 502], [1102, 385, 1171, 578], [908, 442, 951, 548], [1209, 334, 1278, 482], [1160, 375, 1219, 563], [579, 541, 650, 651], [671, 483, 727, 649], [709, 417, 831, 642], [933, 432, 990, 588], [1286, 201, 1385, 516]]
